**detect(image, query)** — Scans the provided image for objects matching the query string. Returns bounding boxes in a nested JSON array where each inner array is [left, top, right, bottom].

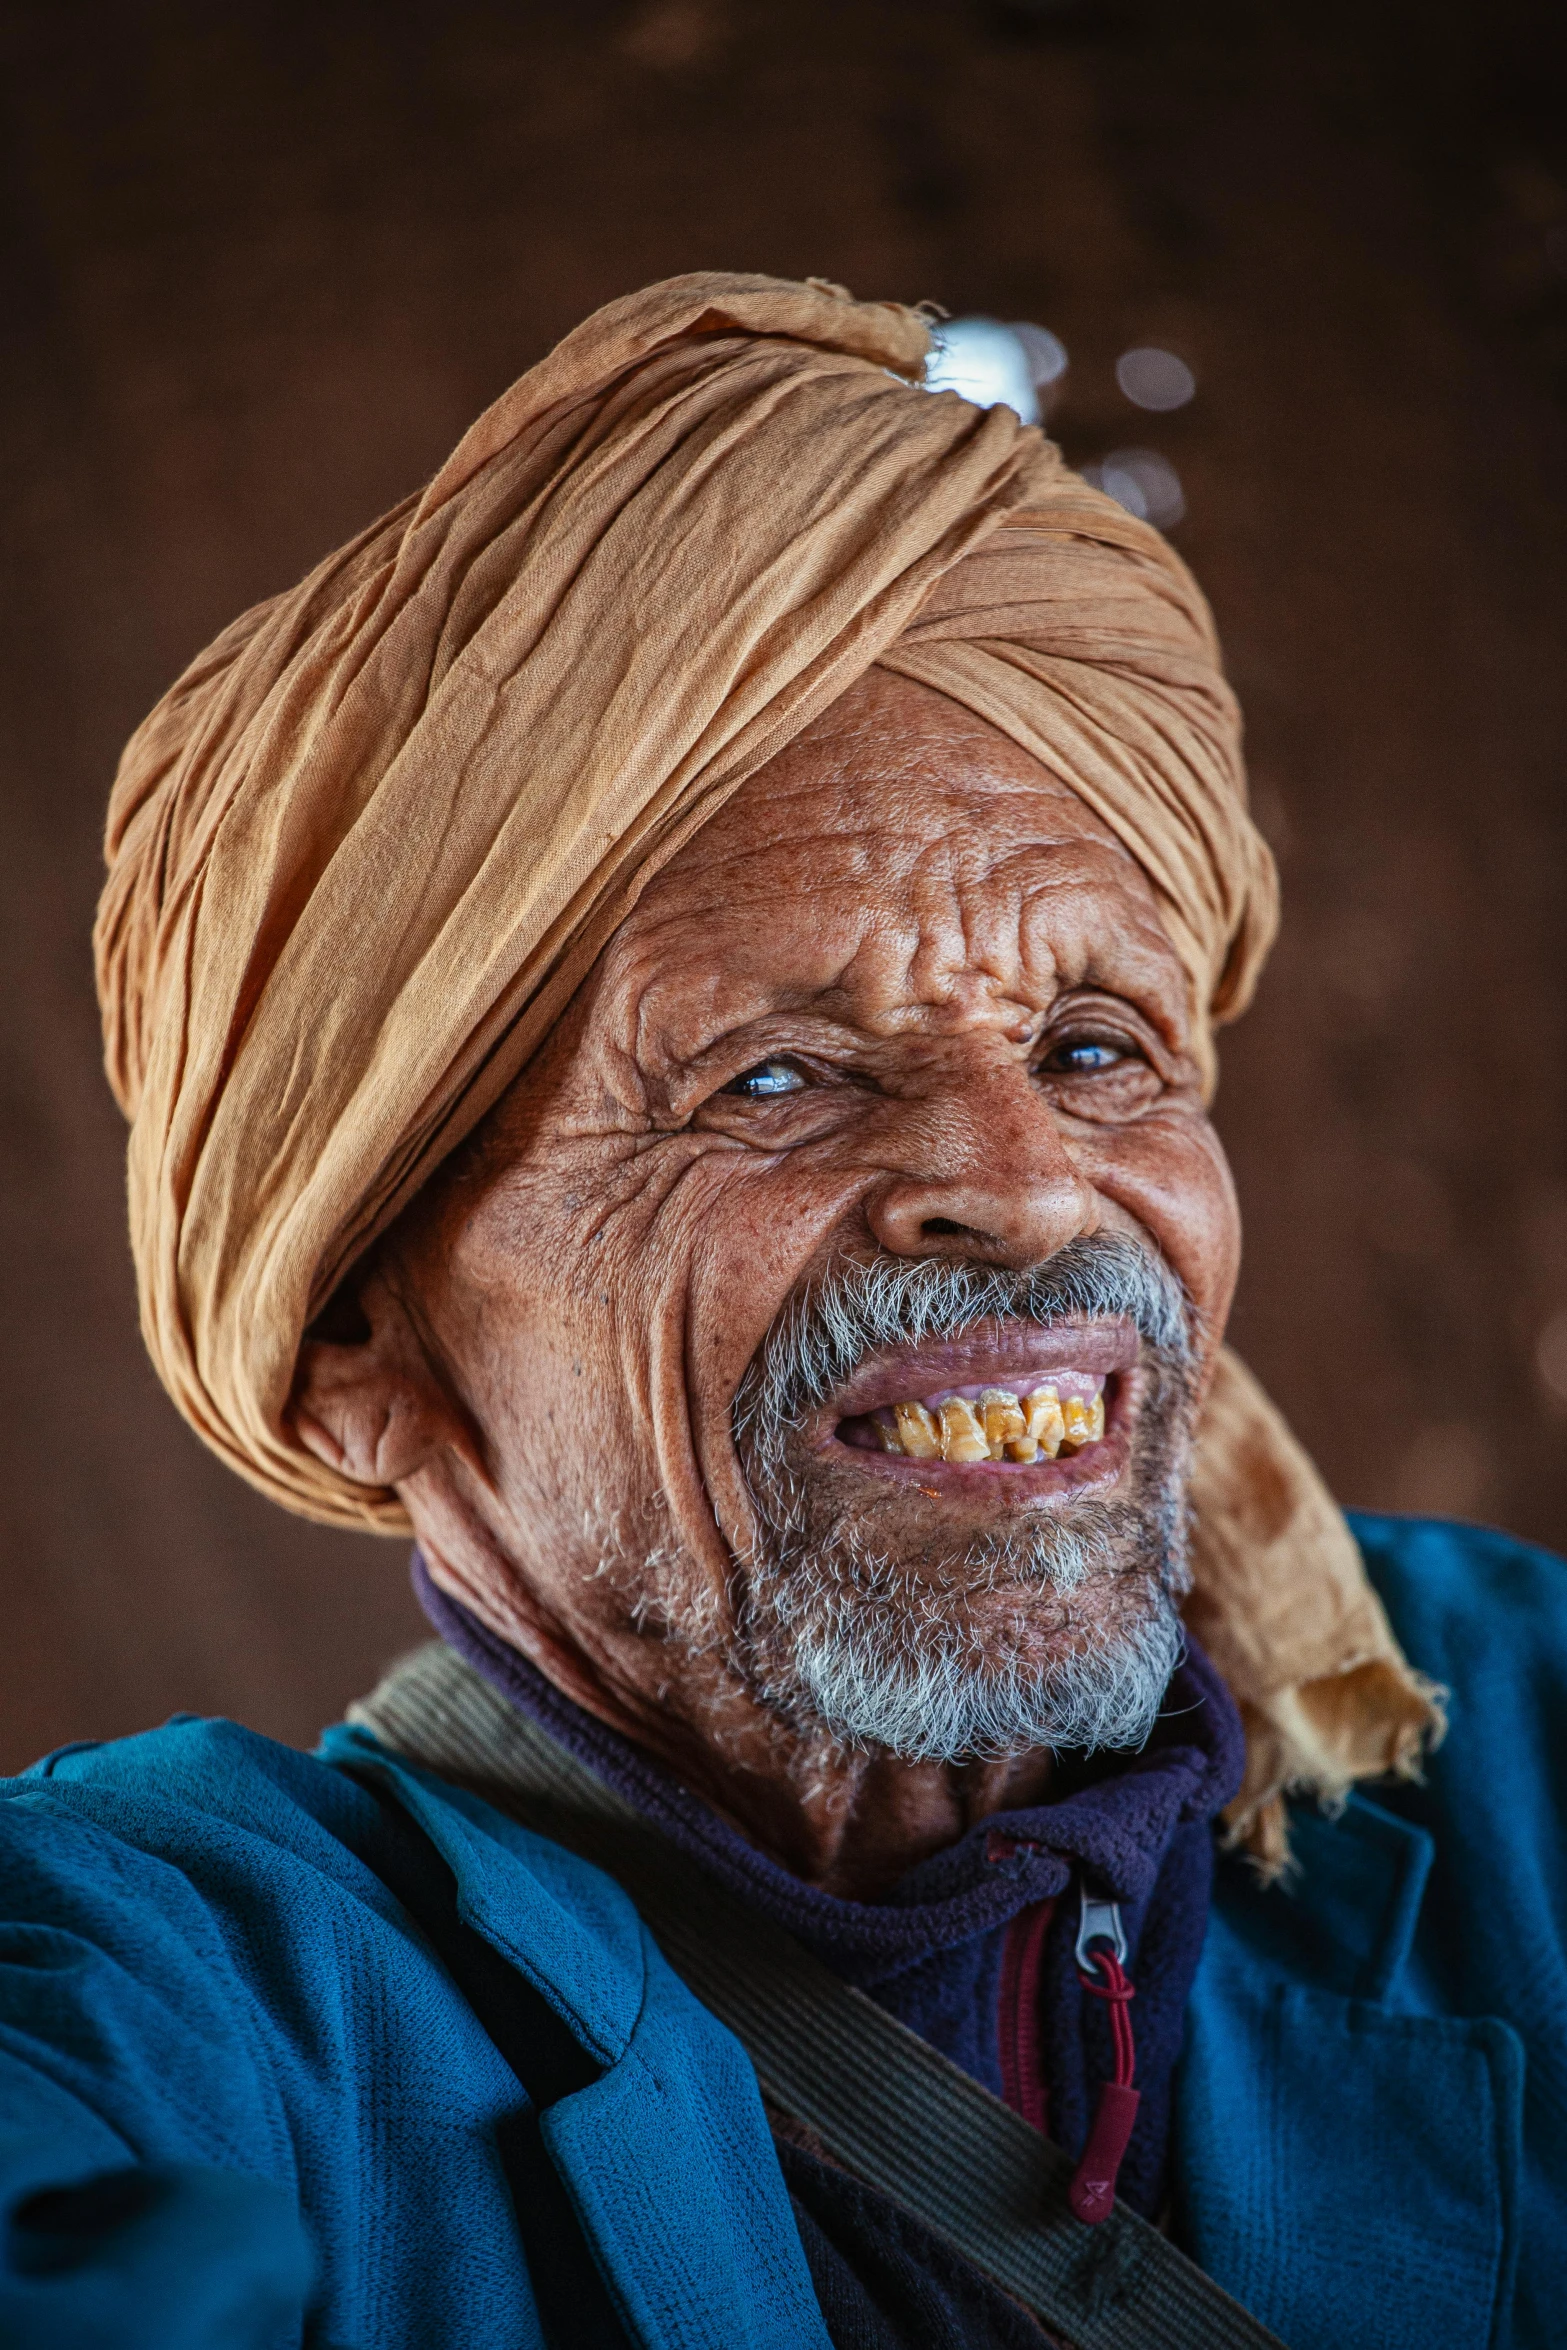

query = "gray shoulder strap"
[[348, 1642, 1285, 2350]]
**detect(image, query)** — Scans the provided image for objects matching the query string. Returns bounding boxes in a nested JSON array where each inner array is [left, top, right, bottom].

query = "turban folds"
[[97, 273, 1436, 1858]]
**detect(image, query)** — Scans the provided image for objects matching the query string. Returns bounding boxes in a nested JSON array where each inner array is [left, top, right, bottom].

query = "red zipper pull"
[[1068, 1891, 1139, 2226]]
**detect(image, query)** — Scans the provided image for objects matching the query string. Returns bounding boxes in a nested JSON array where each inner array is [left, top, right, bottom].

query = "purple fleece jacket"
[[413, 1554, 1245, 2215]]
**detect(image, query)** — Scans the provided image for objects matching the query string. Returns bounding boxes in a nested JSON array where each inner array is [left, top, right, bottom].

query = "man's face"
[[352, 670, 1240, 1765]]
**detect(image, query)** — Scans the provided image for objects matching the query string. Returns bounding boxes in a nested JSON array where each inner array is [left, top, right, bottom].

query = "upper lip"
[[819, 1318, 1141, 1427]]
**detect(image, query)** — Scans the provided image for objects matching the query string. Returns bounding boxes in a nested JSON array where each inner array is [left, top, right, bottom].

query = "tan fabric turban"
[[96, 272, 1438, 1864]]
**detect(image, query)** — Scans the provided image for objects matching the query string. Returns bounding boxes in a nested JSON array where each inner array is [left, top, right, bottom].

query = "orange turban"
[[95, 273, 1436, 1859]]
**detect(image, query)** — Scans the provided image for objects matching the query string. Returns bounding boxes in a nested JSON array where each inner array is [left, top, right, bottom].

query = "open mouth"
[[816, 1321, 1138, 1480], [838, 1375, 1109, 1465]]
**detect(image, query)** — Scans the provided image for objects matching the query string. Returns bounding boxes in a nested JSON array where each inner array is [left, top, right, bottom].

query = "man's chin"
[[733, 1485, 1190, 1763], [741, 1569, 1185, 1764]]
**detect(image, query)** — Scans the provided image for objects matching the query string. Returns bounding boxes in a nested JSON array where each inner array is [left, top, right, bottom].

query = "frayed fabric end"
[[1219, 1664, 1449, 1884], [1185, 1349, 1449, 1885]]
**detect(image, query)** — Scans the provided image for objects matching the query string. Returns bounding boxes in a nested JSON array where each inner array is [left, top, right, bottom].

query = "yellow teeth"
[[1060, 1394, 1105, 1451], [979, 1388, 1027, 1460], [892, 1400, 942, 1460], [870, 1384, 1107, 1462], [936, 1398, 990, 1463], [1022, 1388, 1066, 1458]]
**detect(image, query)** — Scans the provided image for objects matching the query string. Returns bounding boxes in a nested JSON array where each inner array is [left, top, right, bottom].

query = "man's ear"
[[289, 1263, 482, 1493]]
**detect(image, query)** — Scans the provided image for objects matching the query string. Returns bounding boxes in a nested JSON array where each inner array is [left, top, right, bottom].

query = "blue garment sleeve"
[[0, 1786, 318, 2348], [1, 2096, 313, 2349]]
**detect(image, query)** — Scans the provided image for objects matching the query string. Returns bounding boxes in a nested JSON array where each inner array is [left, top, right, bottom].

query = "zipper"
[[1068, 1883, 1139, 2225], [997, 1897, 1054, 2132]]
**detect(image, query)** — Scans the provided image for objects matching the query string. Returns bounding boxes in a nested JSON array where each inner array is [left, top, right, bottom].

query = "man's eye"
[[724, 1059, 807, 1098], [1042, 1038, 1128, 1075]]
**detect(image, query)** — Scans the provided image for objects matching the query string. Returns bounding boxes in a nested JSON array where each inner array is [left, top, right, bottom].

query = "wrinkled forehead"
[[598, 671, 1194, 1055]]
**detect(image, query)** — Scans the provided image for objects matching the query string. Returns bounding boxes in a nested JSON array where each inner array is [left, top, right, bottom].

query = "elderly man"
[[2, 275, 1562, 2350]]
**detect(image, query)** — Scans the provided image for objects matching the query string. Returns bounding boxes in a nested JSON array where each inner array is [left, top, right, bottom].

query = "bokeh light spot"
[[1010, 321, 1069, 390], [1115, 346, 1196, 411], [1082, 447, 1185, 529]]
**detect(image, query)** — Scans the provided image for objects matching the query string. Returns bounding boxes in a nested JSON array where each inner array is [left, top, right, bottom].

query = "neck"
[[415, 1545, 1054, 1899]]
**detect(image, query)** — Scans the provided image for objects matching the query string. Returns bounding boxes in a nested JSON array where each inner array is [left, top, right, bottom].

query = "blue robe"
[[1, 1512, 1562, 2348]]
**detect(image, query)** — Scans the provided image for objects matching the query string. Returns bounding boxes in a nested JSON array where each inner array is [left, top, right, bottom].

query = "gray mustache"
[[735, 1234, 1194, 1440]]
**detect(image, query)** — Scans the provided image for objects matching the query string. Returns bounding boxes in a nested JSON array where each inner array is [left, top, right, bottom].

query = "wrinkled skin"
[[292, 671, 1240, 1896]]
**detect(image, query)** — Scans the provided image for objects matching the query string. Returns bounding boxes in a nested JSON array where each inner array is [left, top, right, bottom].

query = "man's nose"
[[864, 1071, 1099, 1270]]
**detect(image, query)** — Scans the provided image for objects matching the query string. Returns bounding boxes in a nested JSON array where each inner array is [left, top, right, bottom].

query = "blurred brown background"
[[3, 0, 1565, 1772]]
